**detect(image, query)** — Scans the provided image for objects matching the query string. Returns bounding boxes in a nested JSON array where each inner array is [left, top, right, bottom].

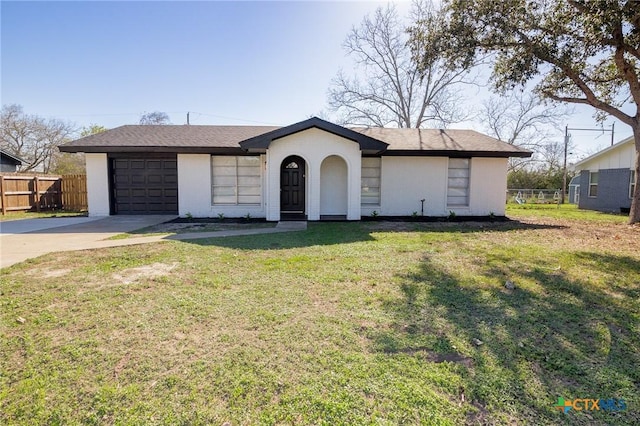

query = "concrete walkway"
[[0, 216, 105, 235], [0, 217, 307, 269]]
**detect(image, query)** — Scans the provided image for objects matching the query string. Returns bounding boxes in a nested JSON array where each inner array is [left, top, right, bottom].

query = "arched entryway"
[[320, 155, 348, 218], [280, 155, 306, 216]]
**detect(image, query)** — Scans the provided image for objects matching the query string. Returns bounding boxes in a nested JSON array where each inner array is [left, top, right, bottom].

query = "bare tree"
[[328, 2, 473, 128], [139, 111, 171, 125], [1, 104, 75, 173], [51, 124, 108, 174], [480, 91, 573, 170]]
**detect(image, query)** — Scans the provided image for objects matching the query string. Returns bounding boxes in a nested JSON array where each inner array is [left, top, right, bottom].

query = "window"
[[631, 170, 636, 199], [361, 158, 381, 205], [447, 158, 470, 206], [588, 171, 599, 197], [211, 156, 261, 205]]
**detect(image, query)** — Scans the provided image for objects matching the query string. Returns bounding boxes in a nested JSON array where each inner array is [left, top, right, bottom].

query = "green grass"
[[0, 210, 87, 222], [1, 213, 638, 425], [506, 203, 629, 223]]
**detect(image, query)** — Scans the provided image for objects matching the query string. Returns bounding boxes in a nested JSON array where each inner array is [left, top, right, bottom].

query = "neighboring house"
[[572, 136, 637, 213], [59, 117, 531, 219], [0, 150, 25, 172]]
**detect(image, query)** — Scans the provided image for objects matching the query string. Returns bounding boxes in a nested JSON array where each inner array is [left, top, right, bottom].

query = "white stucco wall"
[[373, 156, 508, 217], [320, 155, 348, 215], [468, 157, 508, 216], [377, 157, 448, 216], [178, 153, 267, 218], [266, 128, 361, 221], [575, 139, 636, 171], [85, 153, 110, 217]]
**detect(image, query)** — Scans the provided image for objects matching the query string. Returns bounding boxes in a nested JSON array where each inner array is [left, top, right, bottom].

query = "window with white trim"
[[588, 171, 599, 197], [361, 158, 381, 205], [211, 156, 261, 205], [630, 170, 636, 199], [447, 158, 470, 206]]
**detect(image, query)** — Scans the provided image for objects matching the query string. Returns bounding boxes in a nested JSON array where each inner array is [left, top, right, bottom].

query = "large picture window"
[[447, 158, 470, 207], [589, 171, 599, 197], [211, 156, 261, 205], [361, 158, 381, 205], [630, 170, 636, 199]]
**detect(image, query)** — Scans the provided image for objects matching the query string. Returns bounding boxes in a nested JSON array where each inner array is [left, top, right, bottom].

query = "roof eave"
[[0, 150, 26, 164], [381, 149, 532, 158], [58, 145, 248, 155]]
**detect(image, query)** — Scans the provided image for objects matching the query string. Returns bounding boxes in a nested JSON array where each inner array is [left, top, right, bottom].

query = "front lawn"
[[506, 203, 629, 223], [1, 214, 638, 424], [0, 210, 87, 222]]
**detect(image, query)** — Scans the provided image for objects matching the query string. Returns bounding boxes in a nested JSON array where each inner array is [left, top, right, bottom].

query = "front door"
[[280, 156, 305, 213]]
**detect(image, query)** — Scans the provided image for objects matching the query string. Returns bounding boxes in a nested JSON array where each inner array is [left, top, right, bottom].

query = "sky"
[[1, 0, 634, 162]]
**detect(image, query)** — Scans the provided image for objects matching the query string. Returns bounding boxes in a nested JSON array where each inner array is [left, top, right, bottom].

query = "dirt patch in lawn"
[[24, 267, 72, 278], [112, 262, 178, 285]]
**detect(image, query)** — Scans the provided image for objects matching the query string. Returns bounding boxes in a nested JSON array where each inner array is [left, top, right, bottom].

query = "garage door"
[[112, 156, 178, 214]]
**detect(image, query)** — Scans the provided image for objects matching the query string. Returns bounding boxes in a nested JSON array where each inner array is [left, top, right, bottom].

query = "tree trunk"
[[630, 128, 640, 225]]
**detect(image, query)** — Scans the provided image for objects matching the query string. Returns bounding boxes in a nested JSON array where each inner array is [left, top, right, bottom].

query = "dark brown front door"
[[280, 156, 305, 213]]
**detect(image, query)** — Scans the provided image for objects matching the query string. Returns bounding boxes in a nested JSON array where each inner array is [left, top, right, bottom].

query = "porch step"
[[276, 221, 307, 230]]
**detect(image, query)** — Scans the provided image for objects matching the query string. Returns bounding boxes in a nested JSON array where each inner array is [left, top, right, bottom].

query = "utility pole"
[[562, 125, 569, 204], [562, 124, 615, 204]]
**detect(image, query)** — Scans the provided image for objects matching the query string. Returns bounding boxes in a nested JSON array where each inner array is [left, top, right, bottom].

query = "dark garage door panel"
[[112, 157, 178, 214]]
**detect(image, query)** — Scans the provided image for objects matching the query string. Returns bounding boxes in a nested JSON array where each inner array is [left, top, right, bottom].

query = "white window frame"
[[211, 155, 262, 205], [361, 157, 381, 206], [447, 158, 470, 207], [588, 171, 598, 198], [630, 170, 636, 199]]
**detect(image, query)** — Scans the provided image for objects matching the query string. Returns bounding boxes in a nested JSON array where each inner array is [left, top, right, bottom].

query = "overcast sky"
[[2, 1, 634, 161]]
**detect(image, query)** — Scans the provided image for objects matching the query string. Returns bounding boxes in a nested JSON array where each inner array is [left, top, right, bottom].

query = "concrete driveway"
[[0, 215, 176, 269]]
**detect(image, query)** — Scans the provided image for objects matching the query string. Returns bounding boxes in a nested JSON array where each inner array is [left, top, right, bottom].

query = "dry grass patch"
[[111, 262, 178, 285]]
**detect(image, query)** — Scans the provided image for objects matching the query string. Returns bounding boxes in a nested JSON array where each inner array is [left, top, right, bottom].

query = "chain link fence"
[[506, 189, 565, 204]]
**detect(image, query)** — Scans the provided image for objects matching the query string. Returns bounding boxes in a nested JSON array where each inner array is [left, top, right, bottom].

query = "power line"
[[187, 111, 282, 126], [44, 110, 283, 126]]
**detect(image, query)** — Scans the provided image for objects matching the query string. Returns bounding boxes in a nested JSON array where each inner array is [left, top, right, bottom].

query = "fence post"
[[34, 176, 40, 212], [0, 176, 5, 216]]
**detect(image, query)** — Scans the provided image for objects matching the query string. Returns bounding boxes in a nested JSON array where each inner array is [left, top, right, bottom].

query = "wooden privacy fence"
[[0, 174, 87, 215], [61, 174, 88, 212]]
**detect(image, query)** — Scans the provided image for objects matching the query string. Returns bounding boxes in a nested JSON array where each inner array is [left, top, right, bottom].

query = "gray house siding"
[[1, 157, 19, 172], [578, 168, 632, 212]]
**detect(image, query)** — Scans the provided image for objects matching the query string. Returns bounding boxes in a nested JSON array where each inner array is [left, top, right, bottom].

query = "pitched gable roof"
[[573, 136, 635, 170], [59, 117, 532, 158], [239, 117, 388, 153]]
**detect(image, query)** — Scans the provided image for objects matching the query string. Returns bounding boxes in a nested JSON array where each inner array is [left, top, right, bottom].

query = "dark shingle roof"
[[59, 121, 532, 157], [0, 149, 26, 164], [60, 125, 280, 150], [354, 127, 530, 156]]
